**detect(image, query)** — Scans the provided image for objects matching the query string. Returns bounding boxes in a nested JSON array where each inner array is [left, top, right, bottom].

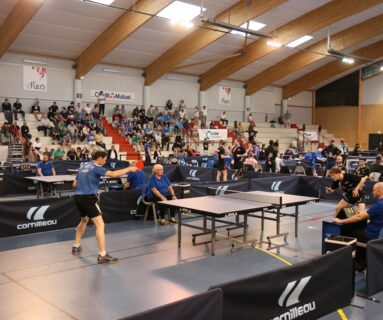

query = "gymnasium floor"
[[0, 201, 381, 320]]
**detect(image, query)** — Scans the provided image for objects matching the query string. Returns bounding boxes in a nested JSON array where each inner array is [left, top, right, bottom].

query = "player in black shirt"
[[354, 158, 370, 178], [216, 140, 227, 182], [232, 140, 246, 178], [326, 167, 368, 217]]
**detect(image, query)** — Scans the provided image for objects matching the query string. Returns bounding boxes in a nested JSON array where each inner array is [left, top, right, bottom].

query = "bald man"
[[333, 182, 383, 271]]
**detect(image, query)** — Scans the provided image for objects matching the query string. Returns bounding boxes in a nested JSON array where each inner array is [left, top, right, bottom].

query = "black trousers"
[[99, 104, 105, 115], [147, 194, 176, 218]]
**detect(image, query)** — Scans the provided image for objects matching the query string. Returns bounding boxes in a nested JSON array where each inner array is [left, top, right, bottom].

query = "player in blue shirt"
[[72, 150, 138, 264], [333, 182, 383, 271], [37, 152, 56, 176]]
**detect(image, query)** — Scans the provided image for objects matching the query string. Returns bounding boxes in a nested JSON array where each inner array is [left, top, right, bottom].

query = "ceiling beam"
[[0, 0, 45, 59], [144, 0, 287, 86], [246, 13, 383, 95], [199, 0, 383, 91], [282, 39, 383, 99], [75, 0, 172, 79]]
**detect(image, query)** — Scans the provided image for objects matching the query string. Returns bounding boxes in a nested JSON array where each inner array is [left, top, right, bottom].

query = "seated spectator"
[[76, 146, 83, 160], [31, 99, 41, 120], [37, 152, 56, 176], [52, 145, 65, 160], [355, 158, 370, 177], [32, 137, 42, 160], [275, 153, 284, 173], [67, 148, 78, 160], [95, 132, 106, 149], [145, 164, 177, 225], [39, 114, 52, 136], [220, 111, 228, 126], [11, 120, 20, 144], [87, 131, 96, 146], [313, 148, 326, 166], [67, 121, 77, 143], [2, 98, 13, 124], [13, 98, 25, 121], [21, 121, 32, 143], [0, 121, 11, 144]]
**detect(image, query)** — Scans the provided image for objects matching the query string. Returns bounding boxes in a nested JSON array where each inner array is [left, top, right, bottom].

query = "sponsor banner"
[[251, 175, 301, 194], [366, 238, 383, 296], [178, 166, 213, 183], [0, 197, 79, 237], [100, 189, 142, 222], [218, 86, 232, 105], [198, 129, 227, 141], [90, 89, 135, 102], [299, 131, 318, 141], [190, 180, 249, 198], [23, 65, 47, 92], [210, 246, 353, 320], [122, 288, 223, 320]]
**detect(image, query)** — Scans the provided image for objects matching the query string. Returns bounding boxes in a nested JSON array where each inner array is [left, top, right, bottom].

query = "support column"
[[198, 91, 206, 107], [281, 99, 288, 116], [143, 85, 150, 110], [74, 79, 83, 105], [244, 95, 250, 122], [358, 70, 362, 148]]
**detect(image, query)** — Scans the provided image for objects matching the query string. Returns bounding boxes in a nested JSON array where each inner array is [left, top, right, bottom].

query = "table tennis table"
[[25, 175, 76, 198], [158, 190, 319, 255]]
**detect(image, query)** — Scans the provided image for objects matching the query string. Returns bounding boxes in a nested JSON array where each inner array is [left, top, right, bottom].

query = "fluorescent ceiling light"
[[231, 20, 266, 36], [157, 1, 205, 24], [266, 40, 282, 47], [286, 35, 313, 48], [342, 57, 355, 64], [380, 66, 383, 71], [22, 59, 47, 65], [103, 68, 122, 73], [87, 0, 115, 5]]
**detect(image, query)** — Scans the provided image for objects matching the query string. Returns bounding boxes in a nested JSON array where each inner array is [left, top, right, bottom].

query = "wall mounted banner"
[[218, 86, 232, 105], [23, 65, 47, 92], [299, 131, 318, 141], [210, 246, 353, 320], [90, 89, 135, 102], [198, 129, 227, 141]]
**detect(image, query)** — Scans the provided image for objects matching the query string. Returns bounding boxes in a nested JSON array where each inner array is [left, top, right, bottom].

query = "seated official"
[[122, 165, 145, 191], [333, 182, 383, 271], [37, 152, 56, 176], [146, 164, 177, 225]]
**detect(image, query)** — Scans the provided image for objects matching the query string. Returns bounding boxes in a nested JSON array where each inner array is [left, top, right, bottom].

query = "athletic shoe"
[[169, 217, 177, 224], [72, 246, 82, 254], [97, 253, 118, 264]]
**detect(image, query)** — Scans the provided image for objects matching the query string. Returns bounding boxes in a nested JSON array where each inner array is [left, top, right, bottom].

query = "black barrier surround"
[[189, 180, 249, 198], [210, 246, 353, 320], [122, 288, 223, 320], [250, 175, 302, 195], [0, 197, 80, 237], [4, 172, 36, 195], [366, 238, 383, 296]]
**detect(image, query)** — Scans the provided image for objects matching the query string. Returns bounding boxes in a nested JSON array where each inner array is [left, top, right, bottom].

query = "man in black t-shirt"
[[326, 167, 368, 217], [216, 140, 227, 182], [13, 98, 25, 120], [322, 139, 341, 174], [354, 158, 370, 178], [232, 140, 246, 175], [264, 140, 278, 172]]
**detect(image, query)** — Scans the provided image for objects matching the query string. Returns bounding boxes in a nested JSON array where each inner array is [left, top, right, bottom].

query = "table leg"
[[203, 216, 207, 231], [295, 205, 299, 237], [243, 214, 248, 242], [211, 217, 216, 256], [177, 210, 181, 248], [277, 208, 280, 235]]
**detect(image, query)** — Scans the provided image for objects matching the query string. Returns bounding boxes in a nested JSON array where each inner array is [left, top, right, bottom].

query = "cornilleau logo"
[[17, 205, 57, 230], [110, 162, 116, 169], [271, 181, 282, 191], [273, 276, 316, 320], [231, 173, 238, 181], [215, 185, 229, 195], [186, 169, 200, 181]]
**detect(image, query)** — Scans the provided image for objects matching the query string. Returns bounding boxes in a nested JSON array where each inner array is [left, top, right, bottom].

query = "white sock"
[[99, 251, 106, 257], [73, 243, 80, 248]]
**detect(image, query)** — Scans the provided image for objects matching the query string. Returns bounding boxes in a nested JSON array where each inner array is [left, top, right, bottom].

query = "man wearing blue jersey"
[[72, 150, 138, 263]]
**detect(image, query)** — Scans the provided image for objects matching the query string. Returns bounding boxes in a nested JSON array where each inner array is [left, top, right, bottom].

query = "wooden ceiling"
[[0, 0, 383, 97]]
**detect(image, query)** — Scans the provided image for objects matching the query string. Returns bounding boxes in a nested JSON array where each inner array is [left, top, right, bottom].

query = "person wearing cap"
[[355, 158, 370, 178]]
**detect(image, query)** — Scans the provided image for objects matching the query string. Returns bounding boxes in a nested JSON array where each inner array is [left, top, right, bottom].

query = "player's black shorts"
[[74, 194, 101, 218], [342, 190, 365, 205]]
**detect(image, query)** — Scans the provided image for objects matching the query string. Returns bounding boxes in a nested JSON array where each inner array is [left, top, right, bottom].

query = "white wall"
[[0, 52, 74, 112], [0, 52, 314, 123], [205, 81, 245, 121], [362, 72, 383, 105], [150, 73, 199, 118]]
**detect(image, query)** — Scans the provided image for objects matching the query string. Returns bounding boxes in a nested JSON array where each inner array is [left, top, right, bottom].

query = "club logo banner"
[[90, 89, 135, 102], [218, 86, 232, 105], [198, 129, 227, 141], [23, 65, 47, 92]]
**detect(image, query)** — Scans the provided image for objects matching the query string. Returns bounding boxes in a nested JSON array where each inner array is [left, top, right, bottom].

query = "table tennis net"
[[207, 187, 282, 205]]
